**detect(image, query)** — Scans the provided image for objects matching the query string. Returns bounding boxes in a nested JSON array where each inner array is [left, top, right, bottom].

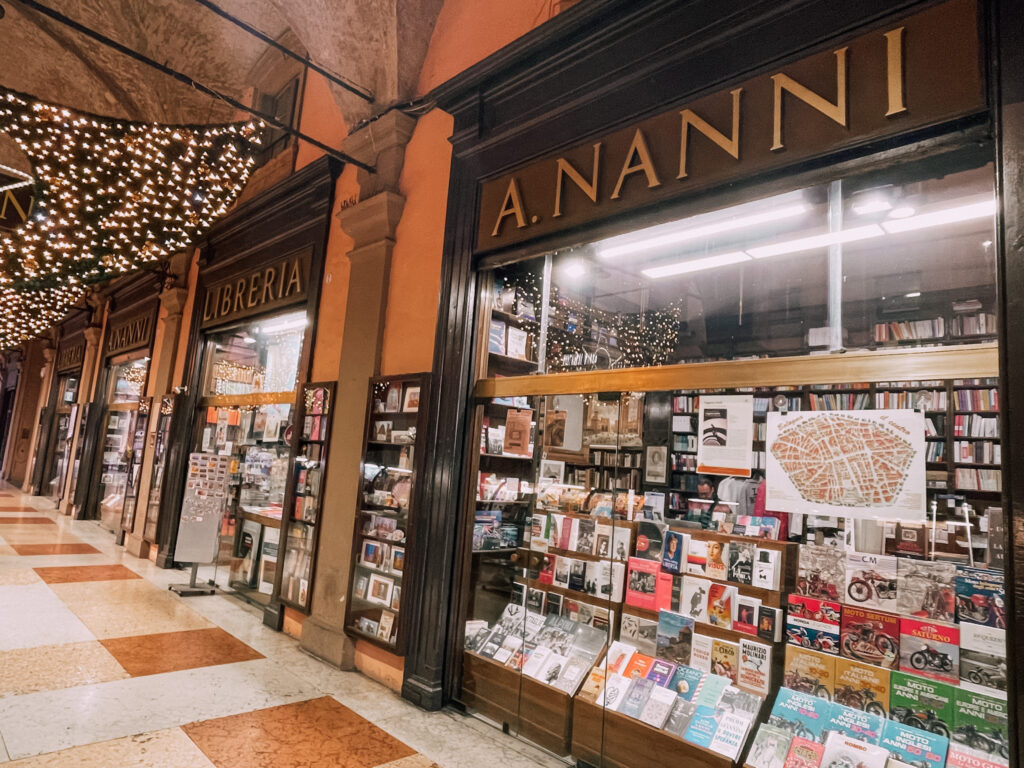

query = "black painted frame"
[[412, 7, 1019, 762]]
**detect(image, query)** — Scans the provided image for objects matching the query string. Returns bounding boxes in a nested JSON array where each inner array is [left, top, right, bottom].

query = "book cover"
[[686, 539, 709, 576], [579, 665, 606, 702], [889, 670, 955, 738], [709, 710, 752, 760], [622, 652, 655, 681], [691, 633, 713, 673], [665, 698, 700, 737], [896, 560, 957, 623], [669, 664, 705, 700], [759, 605, 784, 642], [626, 557, 659, 610], [953, 689, 1009, 763], [735, 595, 761, 635], [820, 732, 889, 768], [738, 637, 772, 696], [505, 326, 528, 359], [598, 672, 631, 712], [535, 652, 568, 686], [959, 623, 1007, 696], [537, 554, 555, 585], [728, 541, 756, 585], [769, 688, 832, 742], [576, 517, 596, 555], [567, 518, 580, 552], [530, 514, 549, 552], [568, 559, 587, 592], [707, 582, 736, 629], [662, 530, 687, 574], [554, 654, 594, 695], [706, 539, 730, 581], [845, 552, 899, 610], [639, 685, 678, 728], [681, 576, 711, 623], [620, 613, 658, 656], [595, 522, 613, 558], [634, 520, 667, 561], [797, 544, 845, 602], [711, 638, 739, 683], [754, 547, 782, 590], [604, 640, 636, 675], [646, 658, 678, 687], [955, 567, 1006, 628], [618, 676, 656, 719], [783, 737, 825, 768], [826, 701, 886, 744], [947, 746, 1010, 768], [899, 618, 960, 685], [787, 594, 841, 656], [834, 657, 890, 718], [694, 672, 732, 708], [656, 609, 695, 666], [749, 724, 794, 768], [784, 646, 836, 700], [880, 720, 950, 768], [611, 525, 632, 561], [719, 685, 763, 720], [683, 705, 721, 748], [558, 516, 573, 550], [840, 605, 899, 669], [488, 319, 506, 354]]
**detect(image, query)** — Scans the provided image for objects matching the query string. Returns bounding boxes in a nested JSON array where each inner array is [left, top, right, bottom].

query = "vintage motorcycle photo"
[[847, 569, 897, 603], [840, 621, 897, 665], [890, 707, 950, 739], [796, 569, 840, 601], [832, 685, 887, 717], [783, 671, 831, 700], [910, 644, 954, 673], [966, 660, 1007, 690], [954, 725, 1010, 760], [956, 593, 1006, 628]]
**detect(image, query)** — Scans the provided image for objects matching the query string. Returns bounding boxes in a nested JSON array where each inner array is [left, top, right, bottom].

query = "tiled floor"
[[0, 486, 567, 768]]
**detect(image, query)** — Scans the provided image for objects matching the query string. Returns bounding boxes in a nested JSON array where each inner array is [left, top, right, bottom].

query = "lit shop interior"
[[458, 147, 1006, 767]]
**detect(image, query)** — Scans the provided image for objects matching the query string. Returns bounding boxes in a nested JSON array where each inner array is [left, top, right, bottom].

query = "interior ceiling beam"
[[10, 0, 376, 173], [189, 0, 374, 103]]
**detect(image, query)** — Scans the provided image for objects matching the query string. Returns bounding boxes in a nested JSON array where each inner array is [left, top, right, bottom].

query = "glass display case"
[[345, 373, 429, 651]]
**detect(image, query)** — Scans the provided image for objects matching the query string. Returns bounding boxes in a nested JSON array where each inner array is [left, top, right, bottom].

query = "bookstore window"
[[463, 148, 1007, 767]]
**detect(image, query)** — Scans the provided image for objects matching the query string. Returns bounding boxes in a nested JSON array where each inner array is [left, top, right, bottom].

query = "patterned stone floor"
[[0, 487, 566, 768]]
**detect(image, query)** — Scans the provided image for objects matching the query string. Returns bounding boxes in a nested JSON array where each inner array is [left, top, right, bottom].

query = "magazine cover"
[[899, 618, 960, 685], [840, 605, 899, 669], [784, 646, 836, 700], [844, 552, 899, 610], [820, 732, 889, 768], [738, 637, 772, 696], [834, 657, 890, 717], [889, 670, 955, 739], [707, 582, 736, 629], [783, 736, 825, 768], [706, 539, 730, 581], [826, 701, 886, 744], [749, 724, 795, 768], [646, 658, 678, 687], [880, 720, 950, 768], [953, 689, 1009, 765], [711, 638, 739, 683], [959, 623, 1007, 696], [896, 560, 957, 622], [769, 688, 833, 741], [681, 576, 711, 623], [728, 541, 756, 584], [954, 567, 1005, 628], [669, 664, 705, 700], [656, 609, 695, 665], [620, 613, 658, 656], [683, 705, 722, 749], [797, 544, 846, 601]]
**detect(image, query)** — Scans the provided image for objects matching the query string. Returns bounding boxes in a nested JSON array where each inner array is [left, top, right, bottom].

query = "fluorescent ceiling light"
[[852, 198, 892, 215], [905, 291, 921, 298], [881, 199, 996, 234], [561, 260, 587, 278], [242, 336, 256, 344], [259, 315, 307, 334], [747, 225, 884, 259], [598, 204, 808, 259], [888, 205, 915, 219], [642, 252, 750, 278]]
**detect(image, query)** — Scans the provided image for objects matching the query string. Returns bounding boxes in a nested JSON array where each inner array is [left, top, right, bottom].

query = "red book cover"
[[623, 652, 655, 680], [706, 583, 736, 630], [626, 557, 660, 610], [784, 737, 825, 768], [840, 605, 899, 669], [898, 618, 960, 685], [537, 554, 555, 585]]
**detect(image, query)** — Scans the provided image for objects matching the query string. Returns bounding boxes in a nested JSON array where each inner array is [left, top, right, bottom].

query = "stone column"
[[300, 110, 416, 667], [126, 262, 190, 557], [22, 336, 56, 494], [58, 324, 103, 516]]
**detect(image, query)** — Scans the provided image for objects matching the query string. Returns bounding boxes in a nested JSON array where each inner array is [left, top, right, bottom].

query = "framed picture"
[[373, 420, 393, 442], [539, 459, 566, 485], [402, 385, 421, 412], [644, 445, 668, 484], [354, 574, 368, 599], [384, 382, 403, 413], [360, 539, 385, 568], [390, 546, 405, 573], [366, 573, 394, 606], [390, 585, 401, 611]]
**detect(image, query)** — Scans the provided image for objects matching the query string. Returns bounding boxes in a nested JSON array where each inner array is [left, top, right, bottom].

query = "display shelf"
[[344, 372, 429, 653]]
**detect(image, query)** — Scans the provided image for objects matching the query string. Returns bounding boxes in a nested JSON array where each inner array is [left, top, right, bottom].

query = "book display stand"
[[344, 373, 430, 651]]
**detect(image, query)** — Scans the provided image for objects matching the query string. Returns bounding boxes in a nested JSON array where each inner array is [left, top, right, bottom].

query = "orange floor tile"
[[0, 517, 55, 524], [10, 543, 101, 555], [33, 565, 142, 584], [100, 627, 264, 677], [183, 697, 418, 768]]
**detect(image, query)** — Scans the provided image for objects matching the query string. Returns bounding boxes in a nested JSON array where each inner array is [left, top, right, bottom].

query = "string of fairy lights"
[[0, 88, 263, 350]]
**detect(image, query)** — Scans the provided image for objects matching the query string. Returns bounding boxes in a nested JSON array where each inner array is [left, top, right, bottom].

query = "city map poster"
[[696, 395, 754, 477], [766, 409, 926, 521]]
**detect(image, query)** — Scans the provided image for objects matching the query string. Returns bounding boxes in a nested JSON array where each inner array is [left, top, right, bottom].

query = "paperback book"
[[656, 609, 695, 666], [753, 547, 782, 590], [711, 638, 739, 683], [889, 671, 955, 738], [728, 541, 756, 585], [879, 720, 950, 768], [626, 557, 672, 611], [896, 560, 957, 623], [954, 567, 1005, 627], [783, 737, 825, 768], [953, 689, 1009, 764], [694, 672, 732, 707], [598, 672, 631, 711], [844, 552, 899, 610], [618, 676, 655, 719], [664, 698, 700, 737], [639, 685, 678, 728], [797, 544, 846, 601], [758, 605, 784, 642], [646, 658, 677, 687], [769, 688, 833, 741], [690, 633, 713, 672], [634, 521, 667, 561], [662, 530, 688, 574], [620, 613, 658, 656], [738, 637, 772, 696], [669, 664, 705, 700], [709, 710, 753, 760], [840, 605, 900, 669], [784, 646, 836, 700], [826, 700, 886, 744], [749, 724, 794, 768], [706, 540, 730, 581], [706, 582, 736, 629], [735, 595, 761, 635], [681, 576, 711, 623], [787, 595, 840, 656], [959, 623, 1007, 696], [683, 705, 721, 749], [834, 657, 890, 718], [898, 618, 960, 685], [820, 732, 889, 768]]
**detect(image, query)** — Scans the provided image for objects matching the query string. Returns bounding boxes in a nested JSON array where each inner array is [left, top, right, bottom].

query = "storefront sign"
[[55, 340, 85, 373], [201, 251, 310, 328], [106, 313, 155, 357], [478, 0, 983, 251]]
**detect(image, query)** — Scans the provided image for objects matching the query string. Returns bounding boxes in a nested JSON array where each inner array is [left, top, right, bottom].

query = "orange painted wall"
[[378, 109, 454, 376], [295, 71, 347, 172], [418, 0, 562, 94], [171, 250, 201, 387]]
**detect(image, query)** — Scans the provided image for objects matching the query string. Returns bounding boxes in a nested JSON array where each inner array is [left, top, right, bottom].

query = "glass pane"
[[201, 309, 306, 396], [98, 410, 134, 531], [107, 359, 149, 404]]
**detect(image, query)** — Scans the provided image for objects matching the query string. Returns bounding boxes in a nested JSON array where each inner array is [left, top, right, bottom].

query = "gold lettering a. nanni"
[[771, 47, 849, 151], [491, 178, 528, 237], [553, 143, 601, 218], [679, 88, 742, 179], [611, 129, 661, 200]]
